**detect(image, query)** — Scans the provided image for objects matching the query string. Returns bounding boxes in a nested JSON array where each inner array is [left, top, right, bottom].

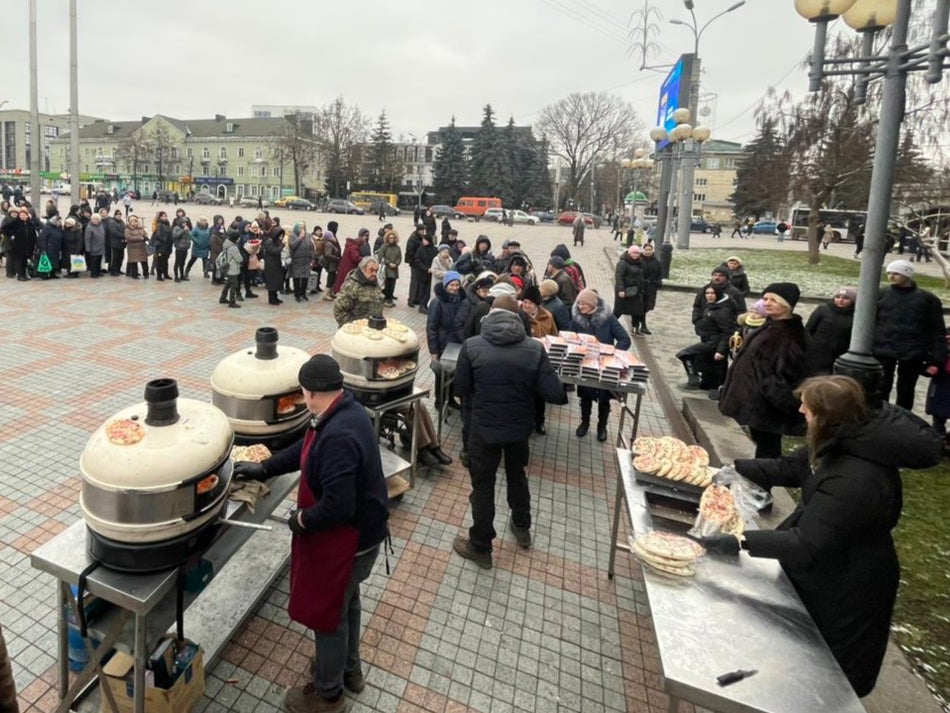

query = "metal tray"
[[633, 468, 705, 501]]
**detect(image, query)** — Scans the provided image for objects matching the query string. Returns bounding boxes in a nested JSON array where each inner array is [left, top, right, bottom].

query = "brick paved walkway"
[[0, 217, 733, 713]]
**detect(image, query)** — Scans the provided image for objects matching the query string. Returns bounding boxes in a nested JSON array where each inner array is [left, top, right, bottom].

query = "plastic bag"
[[70, 254, 87, 272], [688, 466, 769, 538]]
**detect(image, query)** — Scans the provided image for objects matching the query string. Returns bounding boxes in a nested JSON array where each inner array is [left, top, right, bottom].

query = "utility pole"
[[69, 0, 80, 206], [29, 0, 41, 204]]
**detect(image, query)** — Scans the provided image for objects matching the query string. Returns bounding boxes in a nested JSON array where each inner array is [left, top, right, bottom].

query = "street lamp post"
[[667, 0, 746, 249], [662, 108, 691, 245], [796, 0, 950, 398], [621, 149, 655, 243], [675, 123, 712, 250]]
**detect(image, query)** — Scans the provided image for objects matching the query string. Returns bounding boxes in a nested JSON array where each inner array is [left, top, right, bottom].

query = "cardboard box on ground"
[[100, 637, 205, 713]]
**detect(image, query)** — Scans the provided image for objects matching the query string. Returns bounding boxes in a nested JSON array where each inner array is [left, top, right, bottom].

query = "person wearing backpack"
[[550, 244, 586, 293]]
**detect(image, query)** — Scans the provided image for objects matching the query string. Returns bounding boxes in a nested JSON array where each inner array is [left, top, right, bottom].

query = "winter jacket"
[[455, 309, 567, 444], [542, 295, 571, 330], [640, 255, 662, 312], [63, 224, 84, 256], [223, 237, 244, 276], [2, 217, 35, 258], [404, 231, 424, 266], [550, 269, 577, 307], [872, 282, 946, 366], [455, 281, 490, 340], [288, 227, 314, 279], [262, 228, 286, 291], [550, 244, 586, 289], [426, 282, 463, 357], [805, 301, 855, 376], [377, 242, 402, 279], [694, 296, 738, 356], [333, 238, 364, 293], [190, 225, 212, 259], [430, 251, 455, 285], [151, 221, 173, 257], [719, 316, 809, 435], [613, 253, 646, 317], [569, 298, 631, 350], [691, 282, 744, 325], [262, 391, 388, 552], [84, 222, 106, 256], [333, 267, 384, 326], [172, 225, 192, 252], [526, 307, 558, 338], [737, 403, 941, 696], [209, 228, 225, 264], [321, 231, 341, 270], [412, 240, 437, 274], [124, 224, 148, 263], [104, 217, 126, 251], [37, 220, 64, 263], [717, 261, 750, 296]]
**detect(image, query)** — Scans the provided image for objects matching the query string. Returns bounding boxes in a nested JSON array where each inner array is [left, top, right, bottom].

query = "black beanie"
[[327, 220, 339, 235], [762, 282, 801, 309], [298, 355, 344, 392], [522, 285, 542, 305]]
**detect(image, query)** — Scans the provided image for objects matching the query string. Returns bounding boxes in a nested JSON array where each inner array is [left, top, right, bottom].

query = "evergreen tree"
[[365, 111, 403, 192], [730, 117, 789, 219], [431, 117, 468, 205], [468, 105, 511, 199]]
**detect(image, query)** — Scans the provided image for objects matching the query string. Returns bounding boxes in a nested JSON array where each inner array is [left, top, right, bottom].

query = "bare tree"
[[115, 132, 153, 195], [536, 92, 645, 208], [314, 97, 368, 198], [147, 123, 181, 193], [270, 114, 319, 196]]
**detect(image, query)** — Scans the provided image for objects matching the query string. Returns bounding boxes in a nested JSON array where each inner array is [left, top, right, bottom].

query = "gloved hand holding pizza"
[[692, 533, 742, 556], [233, 461, 269, 481]]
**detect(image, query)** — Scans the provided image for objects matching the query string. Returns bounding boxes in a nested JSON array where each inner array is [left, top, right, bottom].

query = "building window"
[[219, 166, 227, 176], [143, 164, 149, 173], [186, 148, 193, 158], [97, 147, 103, 156], [255, 148, 264, 160], [272, 167, 280, 178], [202, 147, 210, 159], [237, 166, 244, 177], [695, 177, 707, 186], [272, 186, 280, 200], [250, 185, 258, 196], [236, 185, 244, 196], [219, 147, 227, 159], [705, 157, 721, 170], [260, 166, 266, 177], [725, 158, 737, 169], [693, 193, 706, 202], [171, 148, 178, 159], [238, 148, 245, 158]]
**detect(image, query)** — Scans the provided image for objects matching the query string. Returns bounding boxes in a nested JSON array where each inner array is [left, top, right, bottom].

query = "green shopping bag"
[[37, 252, 53, 274]]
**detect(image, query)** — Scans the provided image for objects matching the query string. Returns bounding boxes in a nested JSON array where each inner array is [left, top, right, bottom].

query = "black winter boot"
[[577, 399, 592, 437]]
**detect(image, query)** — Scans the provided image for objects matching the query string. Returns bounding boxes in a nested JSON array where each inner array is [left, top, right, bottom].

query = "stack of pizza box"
[[541, 335, 568, 366]]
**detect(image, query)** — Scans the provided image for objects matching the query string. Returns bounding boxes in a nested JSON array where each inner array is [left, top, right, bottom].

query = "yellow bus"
[[348, 191, 397, 210]]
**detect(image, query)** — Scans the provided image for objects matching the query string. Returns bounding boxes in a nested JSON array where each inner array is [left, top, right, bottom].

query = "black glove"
[[694, 534, 741, 556], [232, 461, 268, 481], [287, 508, 308, 536]]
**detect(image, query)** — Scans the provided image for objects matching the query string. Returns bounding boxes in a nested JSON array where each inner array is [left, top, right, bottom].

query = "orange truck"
[[454, 196, 502, 220]]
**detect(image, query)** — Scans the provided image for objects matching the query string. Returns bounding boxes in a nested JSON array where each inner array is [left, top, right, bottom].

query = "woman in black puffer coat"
[[427, 271, 464, 410], [719, 282, 808, 458], [639, 243, 663, 334], [613, 245, 646, 334], [805, 287, 855, 376], [675, 284, 737, 392], [722, 376, 941, 697]]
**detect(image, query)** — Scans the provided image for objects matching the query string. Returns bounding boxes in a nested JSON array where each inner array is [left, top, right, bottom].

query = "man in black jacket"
[[405, 223, 425, 307], [872, 259, 946, 410], [453, 297, 566, 569]]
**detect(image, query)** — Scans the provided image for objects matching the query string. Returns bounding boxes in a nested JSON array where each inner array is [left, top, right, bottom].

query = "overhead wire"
[[538, 0, 630, 45]]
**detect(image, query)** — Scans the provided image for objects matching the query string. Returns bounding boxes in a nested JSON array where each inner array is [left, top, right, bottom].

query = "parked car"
[[534, 210, 555, 223], [482, 208, 505, 222], [274, 195, 301, 207], [582, 212, 602, 229], [509, 209, 539, 225], [556, 211, 594, 227], [753, 220, 779, 234], [284, 198, 316, 211], [429, 204, 461, 219], [192, 192, 223, 205], [51, 183, 72, 196], [369, 200, 401, 216], [239, 195, 272, 208], [325, 198, 364, 215], [690, 218, 712, 233]]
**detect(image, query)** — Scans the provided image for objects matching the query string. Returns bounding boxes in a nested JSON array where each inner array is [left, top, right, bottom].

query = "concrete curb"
[[600, 245, 946, 713]]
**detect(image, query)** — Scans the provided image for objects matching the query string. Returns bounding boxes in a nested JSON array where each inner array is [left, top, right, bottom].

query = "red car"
[[557, 211, 595, 227]]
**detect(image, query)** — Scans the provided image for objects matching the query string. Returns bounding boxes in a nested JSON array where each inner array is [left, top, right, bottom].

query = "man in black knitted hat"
[[233, 354, 388, 713]]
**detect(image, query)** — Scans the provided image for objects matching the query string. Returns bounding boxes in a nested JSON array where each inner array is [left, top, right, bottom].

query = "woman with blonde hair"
[[697, 374, 941, 697], [377, 229, 401, 308], [124, 215, 149, 279]]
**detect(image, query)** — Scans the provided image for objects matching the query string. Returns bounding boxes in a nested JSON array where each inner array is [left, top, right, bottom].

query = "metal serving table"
[[556, 374, 645, 450], [613, 449, 866, 713], [362, 386, 430, 498], [30, 471, 299, 713]]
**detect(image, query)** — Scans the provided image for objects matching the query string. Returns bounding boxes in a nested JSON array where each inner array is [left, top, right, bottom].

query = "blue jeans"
[[313, 545, 379, 698]]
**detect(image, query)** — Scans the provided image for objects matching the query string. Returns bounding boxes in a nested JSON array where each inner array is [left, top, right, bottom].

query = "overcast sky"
[[3, 0, 826, 148]]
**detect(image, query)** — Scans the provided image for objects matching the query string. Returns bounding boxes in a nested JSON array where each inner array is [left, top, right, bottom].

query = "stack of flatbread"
[[697, 484, 744, 536], [632, 436, 714, 487], [631, 531, 705, 577]]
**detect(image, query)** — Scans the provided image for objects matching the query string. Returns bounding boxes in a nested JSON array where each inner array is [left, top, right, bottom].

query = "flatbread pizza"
[[105, 419, 145, 446]]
